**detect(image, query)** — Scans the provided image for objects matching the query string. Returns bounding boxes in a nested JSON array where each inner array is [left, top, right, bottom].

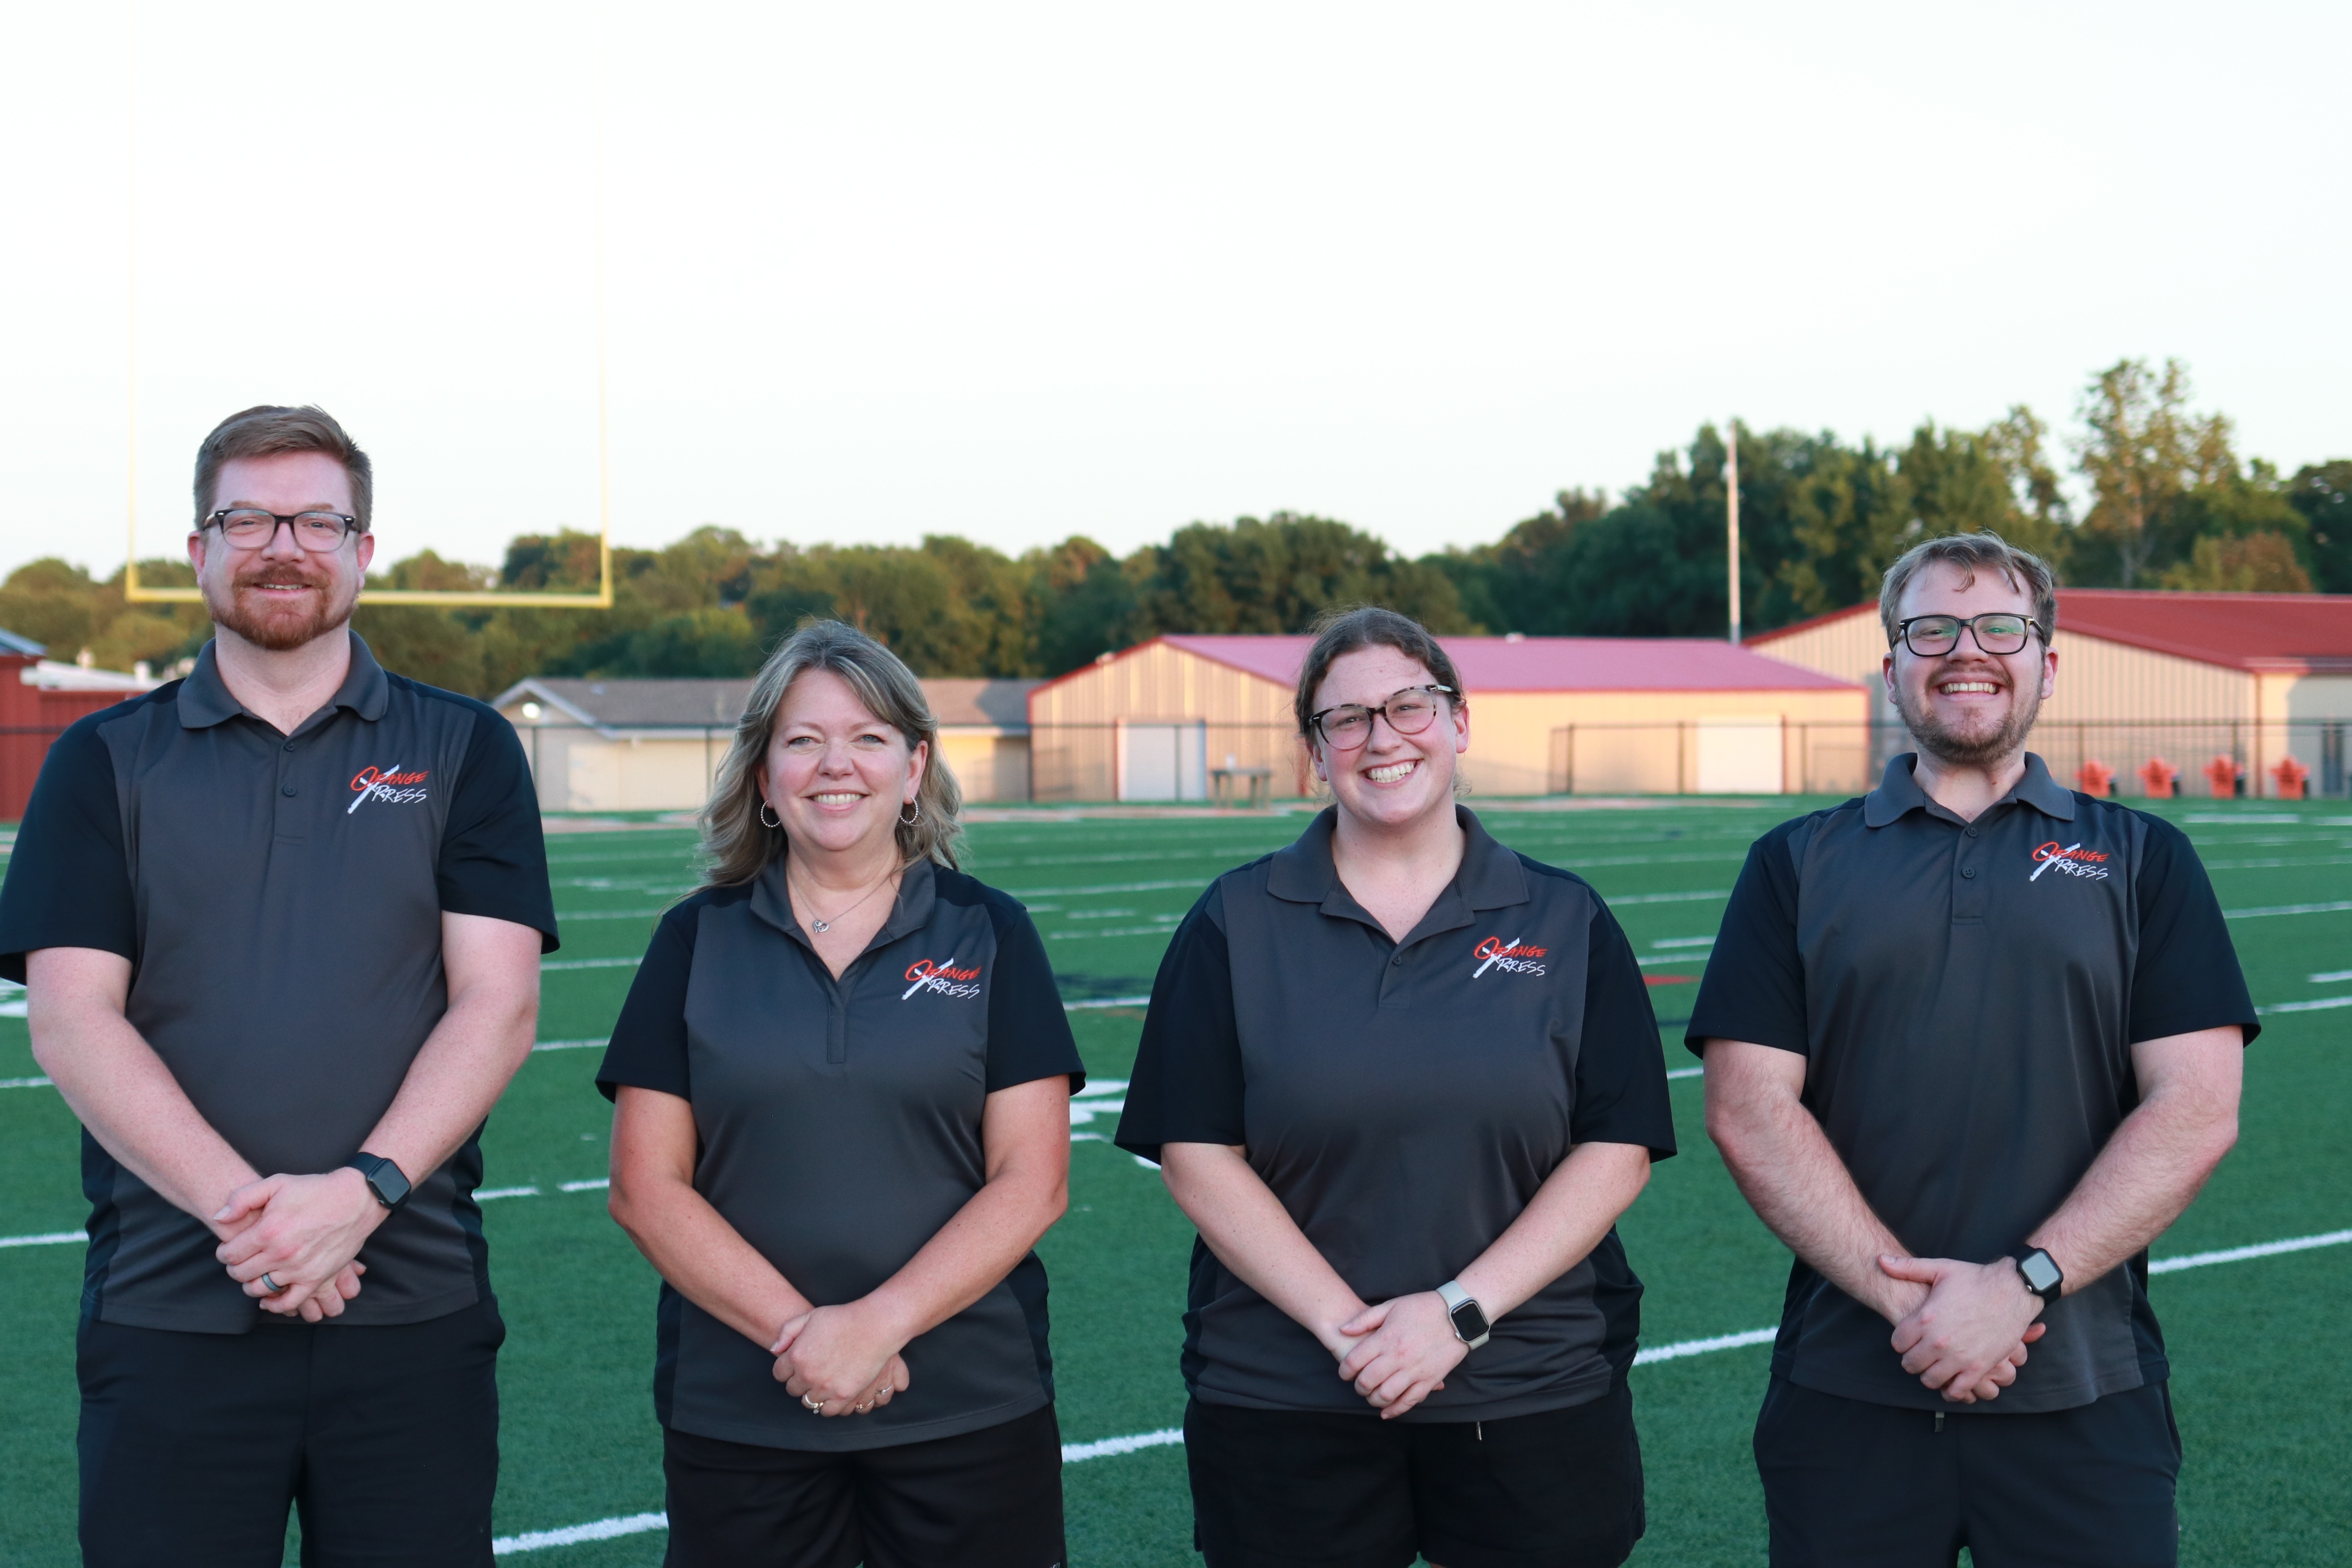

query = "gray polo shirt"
[[1115, 807, 1678, 1422], [1687, 753, 2257, 1414], [596, 857, 1085, 1452], [0, 634, 558, 1333]]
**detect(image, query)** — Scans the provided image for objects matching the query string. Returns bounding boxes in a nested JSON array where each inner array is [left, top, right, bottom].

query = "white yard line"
[[2259, 996, 2352, 1015], [2223, 899, 2352, 919]]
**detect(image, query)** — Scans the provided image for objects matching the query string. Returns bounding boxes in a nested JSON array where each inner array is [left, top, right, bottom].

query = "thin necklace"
[[788, 862, 898, 935]]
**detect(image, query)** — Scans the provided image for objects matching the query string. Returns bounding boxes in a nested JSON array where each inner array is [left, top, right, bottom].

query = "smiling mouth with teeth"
[[1364, 761, 1418, 783], [810, 792, 866, 805], [1938, 681, 2002, 695]]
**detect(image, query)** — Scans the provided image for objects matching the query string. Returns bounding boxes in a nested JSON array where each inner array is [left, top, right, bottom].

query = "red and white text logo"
[[1472, 935, 1548, 978], [2029, 841, 2111, 882], [902, 957, 983, 1000], [348, 763, 431, 814]]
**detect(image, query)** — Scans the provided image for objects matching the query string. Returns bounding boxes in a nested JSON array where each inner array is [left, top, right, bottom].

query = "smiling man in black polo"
[[0, 406, 556, 1566], [1692, 533, 2256, 1568]]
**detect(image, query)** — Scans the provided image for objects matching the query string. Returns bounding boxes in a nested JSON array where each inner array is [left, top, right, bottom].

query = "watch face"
[[2020, 1251, 2062, 1295], [1450, 1300, 1492, 1343]]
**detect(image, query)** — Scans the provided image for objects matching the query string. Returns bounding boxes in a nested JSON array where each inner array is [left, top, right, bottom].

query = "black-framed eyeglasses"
[[203, 509, 363, 552], [1308, 685, 1456, 750], [1892, 613, 2042, 658]]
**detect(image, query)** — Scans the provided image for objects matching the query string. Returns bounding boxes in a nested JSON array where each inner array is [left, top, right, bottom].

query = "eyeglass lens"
[[1321, 692, 1443, 747], [1904, 615, 2029, 655], [216, 511, 352, 551]]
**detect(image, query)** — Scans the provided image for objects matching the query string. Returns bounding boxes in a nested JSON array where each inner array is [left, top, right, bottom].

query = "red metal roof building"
[[1749, 590, 2352, 799], [1027, 634, 1869, 801]]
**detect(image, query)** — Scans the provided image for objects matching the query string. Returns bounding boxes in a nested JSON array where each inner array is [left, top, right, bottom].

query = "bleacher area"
[[0, 798, 2346, 1565]]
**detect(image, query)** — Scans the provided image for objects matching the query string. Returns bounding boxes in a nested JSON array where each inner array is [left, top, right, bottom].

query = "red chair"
[[2137, 757, 2179, 798]]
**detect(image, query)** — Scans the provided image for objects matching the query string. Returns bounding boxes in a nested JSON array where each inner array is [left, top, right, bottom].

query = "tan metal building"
[[1748, 590, 2352, 799], [1025, 634, 1870, 801], [493, 676, 1038, 811]]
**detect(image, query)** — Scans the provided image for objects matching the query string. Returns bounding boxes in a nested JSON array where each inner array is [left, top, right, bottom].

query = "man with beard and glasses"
[[0, 405, 557, 1566], [1688, 532, 2255, 1568]]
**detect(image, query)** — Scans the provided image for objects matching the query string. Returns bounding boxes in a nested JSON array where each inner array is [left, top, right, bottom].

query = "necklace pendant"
[[812, 918, 831, 934]]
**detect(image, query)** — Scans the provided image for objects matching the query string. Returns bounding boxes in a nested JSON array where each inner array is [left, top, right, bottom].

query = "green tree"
[[1129, 514, 1471, 638], [2286, 461, 2352, 593], [2072, 359, 2235, 586]]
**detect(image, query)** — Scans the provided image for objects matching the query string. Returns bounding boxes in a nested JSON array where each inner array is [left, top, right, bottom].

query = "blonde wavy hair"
[[700, 620, 964, 887]]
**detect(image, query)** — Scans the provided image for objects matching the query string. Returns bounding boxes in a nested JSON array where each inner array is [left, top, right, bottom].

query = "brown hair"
[[192, 405, 374, 532], [1291, 605, 1468, 738], [700, 620, 964, 887], [1878, 530, 2057, 648]]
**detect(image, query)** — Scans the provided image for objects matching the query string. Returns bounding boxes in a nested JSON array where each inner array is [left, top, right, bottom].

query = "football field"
[[0, 797, 2346, 1566]]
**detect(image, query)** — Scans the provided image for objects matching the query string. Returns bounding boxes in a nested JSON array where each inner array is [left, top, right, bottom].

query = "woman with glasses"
[[1117, 606, 1678, 1568], [598, 621, 1082, 1568]]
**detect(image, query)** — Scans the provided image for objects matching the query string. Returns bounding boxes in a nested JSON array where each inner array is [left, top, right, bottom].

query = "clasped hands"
[[1877, 1253, 2048, 1404], [1332, 1291, 1468, 1421], [773, 1301, 912, 1418], [212, 1168, 385, 1322]]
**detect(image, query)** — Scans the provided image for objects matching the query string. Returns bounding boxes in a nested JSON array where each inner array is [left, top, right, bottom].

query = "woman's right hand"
[[773, 1305, 913, 1414]]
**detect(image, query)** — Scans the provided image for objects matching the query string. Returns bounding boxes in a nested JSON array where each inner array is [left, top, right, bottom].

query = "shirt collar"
[[1863, 751, 2077, 828], [176, 630, 392, 731], [750, 854, 940, 951], [1266, 804, 1530, 931]]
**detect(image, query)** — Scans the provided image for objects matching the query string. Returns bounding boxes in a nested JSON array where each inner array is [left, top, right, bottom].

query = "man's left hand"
[[215, 1169, 391, 1316], [1880, 1254, 2048, 1402]]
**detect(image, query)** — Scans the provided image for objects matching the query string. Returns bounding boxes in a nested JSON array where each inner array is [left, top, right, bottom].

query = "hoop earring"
[[759, 801, 781, 829], [900, 799, 922, 827]]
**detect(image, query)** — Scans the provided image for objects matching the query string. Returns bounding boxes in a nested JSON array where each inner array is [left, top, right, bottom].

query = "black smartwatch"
[[2010, 1246, 2063, 1306], [1436, 1280, 1491, 1350], [348, 1152, 413, 1211]]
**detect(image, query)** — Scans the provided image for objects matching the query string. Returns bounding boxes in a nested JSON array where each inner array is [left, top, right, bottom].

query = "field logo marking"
[[1473, 935, 1547, 978], [348, 763, 431, 814], [902, 957, 982, 1000], [2029, 841, 2108, 881]]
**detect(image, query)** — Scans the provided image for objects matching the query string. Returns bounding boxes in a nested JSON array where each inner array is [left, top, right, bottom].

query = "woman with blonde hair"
[[599, 620, 1082, 1568]]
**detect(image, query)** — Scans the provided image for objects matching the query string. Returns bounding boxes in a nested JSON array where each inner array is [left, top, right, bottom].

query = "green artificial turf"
[[0, 797, 2346, 1565]]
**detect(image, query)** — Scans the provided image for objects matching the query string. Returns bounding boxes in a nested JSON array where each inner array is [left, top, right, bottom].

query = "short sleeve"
[[1685, 821, 1810, 1059], [2126, 815, 2259, 1048], [1568, 898, 1678, 1160], [1113, 882, 1242, 1163], [982, 897, 1085, 1093], [439, 709, 558, 952], [0, 715, 136, 982], [596, 902, 699, 1102]]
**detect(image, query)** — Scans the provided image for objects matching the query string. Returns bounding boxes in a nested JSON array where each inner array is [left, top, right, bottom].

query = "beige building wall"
[[935, 731, 1032, 804], [1029, 646, 1303, 802], [1029, 643, 1870, 800]]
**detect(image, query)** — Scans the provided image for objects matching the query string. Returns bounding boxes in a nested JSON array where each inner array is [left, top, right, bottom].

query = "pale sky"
[[3, 3, 2345, 582]]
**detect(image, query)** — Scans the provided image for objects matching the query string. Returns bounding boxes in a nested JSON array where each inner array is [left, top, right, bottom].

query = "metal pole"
[[1726, 420, 1742, 644]]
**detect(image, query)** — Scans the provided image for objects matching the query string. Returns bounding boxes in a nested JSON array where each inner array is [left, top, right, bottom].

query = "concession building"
[[1749, 590, 2352, 800], [1025, 634, 1870, 803], [493, 676, 1040, 811]]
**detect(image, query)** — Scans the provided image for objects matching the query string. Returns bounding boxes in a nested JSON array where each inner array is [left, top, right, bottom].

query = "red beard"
[[204, 560, 357, 652]]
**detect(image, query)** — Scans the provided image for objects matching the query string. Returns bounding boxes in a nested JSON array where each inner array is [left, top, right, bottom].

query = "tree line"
[[6, 358, 2344, 697]]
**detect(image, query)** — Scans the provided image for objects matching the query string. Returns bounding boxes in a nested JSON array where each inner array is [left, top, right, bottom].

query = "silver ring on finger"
[[802, 1393, 825, 1412], [260, 1273, 285, 1295]]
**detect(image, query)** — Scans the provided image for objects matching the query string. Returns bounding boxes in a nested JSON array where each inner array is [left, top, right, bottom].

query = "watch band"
[[1435, 1279, 1491, 1350], [349, 1152, 413, 1211], [2010, 1245, 2063, 1305]]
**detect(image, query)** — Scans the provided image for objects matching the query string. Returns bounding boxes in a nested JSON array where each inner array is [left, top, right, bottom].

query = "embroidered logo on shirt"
[[2029, 841, 2111, 881], [902, 957, 983, 1000], [348, 764, 431, 814], [1472, 935, 1548, 978]]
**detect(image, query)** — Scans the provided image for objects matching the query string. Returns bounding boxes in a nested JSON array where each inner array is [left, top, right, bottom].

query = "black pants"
[[78, 1298, 504, 1568], [1753, 1377, 2183, 1568], [1184, 1376, 1645, 1568], [662, 1402, 1067, 1568]]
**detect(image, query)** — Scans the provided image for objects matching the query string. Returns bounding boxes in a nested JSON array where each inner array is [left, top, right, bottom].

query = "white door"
[[1119, 723, 1209, 801], [1695, 718, 1783, 794]]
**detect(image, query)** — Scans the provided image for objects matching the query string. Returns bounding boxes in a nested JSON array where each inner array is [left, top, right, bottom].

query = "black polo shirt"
[[597, 857, 1085, 1452], [1688, 753, 2258, 1414], [0, 634, 558, 1333], [1115, 806, 1677, 1423]]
